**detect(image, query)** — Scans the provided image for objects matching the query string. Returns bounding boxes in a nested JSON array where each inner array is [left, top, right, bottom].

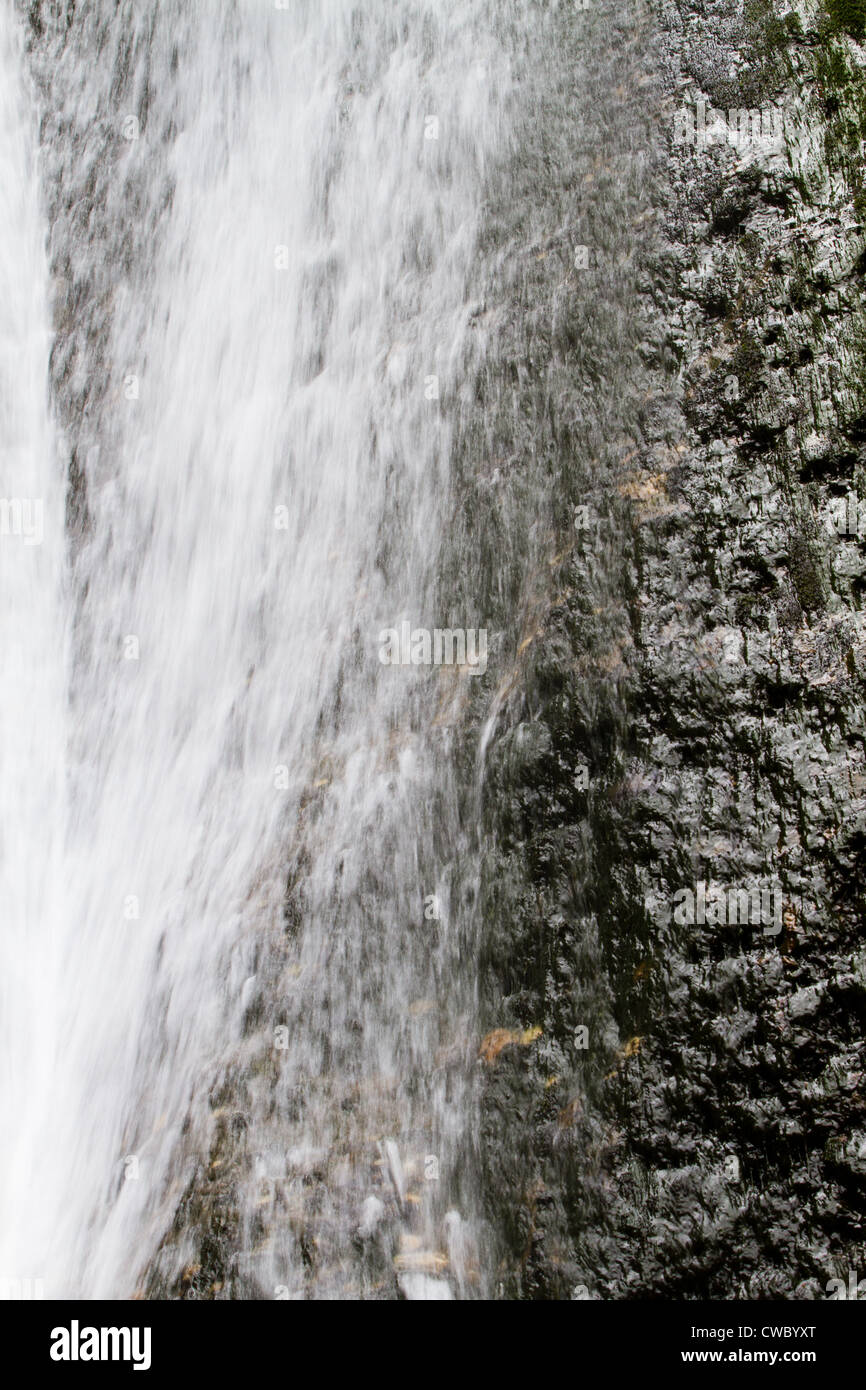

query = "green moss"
[[825, 0, 866, 41], [814, 29, 866, 193], [784, 11, 806, 38], [748, 0, 866, 208], [743, 0, 806, 53], [789, 531, 825, 613], [732, 332, 765, 400]]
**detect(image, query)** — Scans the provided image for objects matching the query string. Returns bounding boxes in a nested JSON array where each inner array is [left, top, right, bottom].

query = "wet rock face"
[[478, 0, 866, 1297], [23, 0, 865, 1299]]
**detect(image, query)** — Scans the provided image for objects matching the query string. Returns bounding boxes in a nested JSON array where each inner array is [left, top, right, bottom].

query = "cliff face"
[[23, 0, 866, 1300], [478, 0, 866, 1298]]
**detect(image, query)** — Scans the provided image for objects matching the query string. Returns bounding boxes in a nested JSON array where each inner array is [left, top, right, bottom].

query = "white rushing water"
[[0, 1, 70, 1302], [1, 0, 523, 1297]]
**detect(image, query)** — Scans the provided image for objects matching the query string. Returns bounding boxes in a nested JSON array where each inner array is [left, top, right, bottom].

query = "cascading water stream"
[[2, 0, 527, 1298], [0, 3, 69, 1300]]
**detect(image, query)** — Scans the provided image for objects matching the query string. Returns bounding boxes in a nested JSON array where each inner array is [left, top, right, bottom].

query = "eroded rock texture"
[[478, 0, 866, 1298], [25, 0, 866, 1300]]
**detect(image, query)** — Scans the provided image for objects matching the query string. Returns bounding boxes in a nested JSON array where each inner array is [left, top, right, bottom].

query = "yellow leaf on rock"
[[479, 1026, 542, 1063], [479, 1029, 513, 1062]]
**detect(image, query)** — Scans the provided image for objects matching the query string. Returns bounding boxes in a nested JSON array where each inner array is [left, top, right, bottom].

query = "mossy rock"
[[789, 530, 826, 613], [825, 0, 866, 41]]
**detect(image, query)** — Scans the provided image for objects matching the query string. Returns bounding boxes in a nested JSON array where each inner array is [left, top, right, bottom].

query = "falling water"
[[0, 1, 69, 1301], [2, 0, 662, 1299], [1, 0, 526, 1299]]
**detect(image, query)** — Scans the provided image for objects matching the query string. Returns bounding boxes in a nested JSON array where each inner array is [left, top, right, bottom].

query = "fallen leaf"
[[479, 1026, 543, 1063]]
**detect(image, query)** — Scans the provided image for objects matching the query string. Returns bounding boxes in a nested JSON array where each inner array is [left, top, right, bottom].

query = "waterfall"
[[0, 1, 69, 1301], [2, 0, 532, 1298], [4, 0, 859, 1320]]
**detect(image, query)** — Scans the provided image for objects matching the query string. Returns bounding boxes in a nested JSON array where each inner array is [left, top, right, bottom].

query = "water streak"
[[4, 0, 523, 1298]]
